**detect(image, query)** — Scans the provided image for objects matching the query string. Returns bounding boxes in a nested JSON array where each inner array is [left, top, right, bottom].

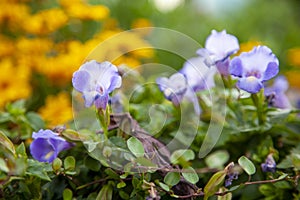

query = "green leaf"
[[127, 137, 144, 157], [277, 156, 293, 169], [16, 142, 27, 158], [105, 168, 120, 180], [64, 156, 76, 171], [217, 187, 232, 200], [164, 171, 180, 186], [157, 181, 170, 192], [170, 149, 195, 164], [52, 158, 62, 171], [62, 129, 82, 141], [103, 146, 112, 158], [0, 131, 16, 155], [96, 183, 113, 200], [26, 159, 51, 181], [119, 190, 130, 199], [205, 150, 230, 169], [204, 170, 227, 200], [0, 158, 9, 173], [63, 188, 73, 200], [238, 156, 256, 175], [26, 112, 45, 131], [6, 100, 26, 115], [135, 157, 157, 169], [117, 181, 126, 189], [182, 166, 199, 184], [84, 156, 101, 171], [110, 136, 127, 149]]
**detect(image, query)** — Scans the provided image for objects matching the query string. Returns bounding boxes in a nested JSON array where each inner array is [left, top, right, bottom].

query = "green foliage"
[[238, 156, 256, 176], [1, 1, 300, 199]]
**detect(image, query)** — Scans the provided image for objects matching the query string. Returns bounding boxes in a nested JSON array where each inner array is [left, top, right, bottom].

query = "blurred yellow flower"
[[131, 18, 153, 36], [0, 36, 15, 58], [0, 59, 31, 108], [38, 92, 73, 127], [0, 2, 30, 31], [87, 31, 154, 66], [59, 0, 109, 20], [286, 71, 300, 88], [23, 8, 68, 35], [237, 41, 262, 55], [287, 48, 300, 67]]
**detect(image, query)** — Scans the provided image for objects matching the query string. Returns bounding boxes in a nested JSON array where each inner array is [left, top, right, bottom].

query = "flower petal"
[[237, 76, 264, 93], [156, 73, 187, 104], [229, 57, 243, 77], [72, 70, 92, 93], [30, 138, 57, 162], [107, 75, 122, 93], [237, 46, 278, 76], [83, 91, 97, 107], [204, 30, 239, 61], [184, 88, 201, 116], [49, 137, 73, 154], [263, 61, 279, 81], [180, 57, 216, 92], [94, 92, 109, 109]]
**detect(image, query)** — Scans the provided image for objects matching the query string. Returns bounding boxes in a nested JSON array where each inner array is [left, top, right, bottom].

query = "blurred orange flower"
[[237, 41, 262, 55], [38, 92, 73, 127], [59, 0, 109, 20], [287, 48, 300, 67], [0, 59, 31, 108], [23, 8, 68, 35]]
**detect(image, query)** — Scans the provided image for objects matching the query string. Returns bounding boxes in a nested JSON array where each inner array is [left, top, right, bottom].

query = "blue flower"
[[229, 46, 279, 93], [30, 129, 73, 163], [156, 72, 200, 115], [72, 60, 122, 110], [261, 154, 276, 173], [265, 76, 291, 109], [180, 57, 216, 92], [197, 30, 239, 76]]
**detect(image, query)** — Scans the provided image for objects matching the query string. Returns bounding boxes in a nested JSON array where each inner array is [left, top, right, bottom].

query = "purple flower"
[[156, 73, 200, 115], [197, 30, 239, 76], [180, 57, 216, 92], [156, 73, 188, 106], [72, 60, 122, 110], [265, 76, 291, 109], [261, 154, 276, 173], [229, 46, 279, 94], [30, 129, 73, 163], [225, 172, 239, 187]]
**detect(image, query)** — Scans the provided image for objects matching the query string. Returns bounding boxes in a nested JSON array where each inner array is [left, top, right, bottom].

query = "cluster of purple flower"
[[156, 30, 291, 114]]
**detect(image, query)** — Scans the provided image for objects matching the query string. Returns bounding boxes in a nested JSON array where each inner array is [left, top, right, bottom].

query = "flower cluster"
[[157, 30, 287, 111]]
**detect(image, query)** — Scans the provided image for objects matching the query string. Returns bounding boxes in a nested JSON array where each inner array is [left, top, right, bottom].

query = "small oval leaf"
[[64, 156, 76, 171], [127, 137, 144, 157], [182, 166, 199, 184], [164, 171, 180, 186], [238, 156, 256, 176]]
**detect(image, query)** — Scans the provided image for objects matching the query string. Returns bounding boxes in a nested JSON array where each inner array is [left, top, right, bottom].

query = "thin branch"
[[170, 175, 289, 199]]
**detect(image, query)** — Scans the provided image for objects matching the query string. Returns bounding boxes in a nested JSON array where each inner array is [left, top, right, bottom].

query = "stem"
[[96, 107, 110, 137], [251, 91, 266, 125], [171, 176, 288, 199]]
